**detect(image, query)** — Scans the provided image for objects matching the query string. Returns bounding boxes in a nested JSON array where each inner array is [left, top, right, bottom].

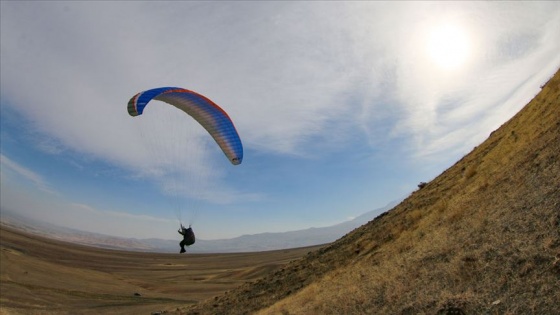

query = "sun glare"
[[426, 23, 470, 71]]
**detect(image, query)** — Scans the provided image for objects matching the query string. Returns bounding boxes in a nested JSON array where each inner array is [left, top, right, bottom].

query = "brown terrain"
[[0, 226, 321, 315], [1, 69, 559, 315]]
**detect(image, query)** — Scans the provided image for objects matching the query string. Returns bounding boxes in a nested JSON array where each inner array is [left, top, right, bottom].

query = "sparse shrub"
[[433, 199, 449, 214], [478, 180, 489, 191], [552, 254, 560, 275], [463, 164, 477, 179], [407, 207, 424, 222]]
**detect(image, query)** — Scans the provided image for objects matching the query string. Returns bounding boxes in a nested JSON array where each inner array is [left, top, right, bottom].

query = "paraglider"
[[127, 87, 243, 165], [178, 224, 195, 253], [127, 87, 243, 252]]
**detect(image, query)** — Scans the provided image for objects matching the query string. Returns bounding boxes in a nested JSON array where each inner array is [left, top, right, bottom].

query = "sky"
[[1, 2, 559, 241]]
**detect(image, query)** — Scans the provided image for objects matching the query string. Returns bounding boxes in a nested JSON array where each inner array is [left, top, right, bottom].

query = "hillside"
[[183, 70, 560, 314]]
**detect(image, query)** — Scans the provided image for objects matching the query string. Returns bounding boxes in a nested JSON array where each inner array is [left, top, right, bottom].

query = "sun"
[[426, 23, 470, 71]]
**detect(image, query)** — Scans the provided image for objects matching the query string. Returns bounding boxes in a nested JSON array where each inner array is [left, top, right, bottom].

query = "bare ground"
[[0, 225, 322, 315]]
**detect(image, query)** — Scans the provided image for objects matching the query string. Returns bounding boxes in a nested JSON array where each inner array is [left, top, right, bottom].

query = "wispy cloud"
[[2, 2, 559, 166], [0, 154, 55, 194]]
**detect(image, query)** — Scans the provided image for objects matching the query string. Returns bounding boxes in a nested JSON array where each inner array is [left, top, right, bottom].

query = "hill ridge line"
[[184, 69, 560, 314]]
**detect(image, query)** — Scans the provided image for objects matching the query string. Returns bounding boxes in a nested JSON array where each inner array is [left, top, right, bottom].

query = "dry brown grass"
[[184, 69, 560, 315]]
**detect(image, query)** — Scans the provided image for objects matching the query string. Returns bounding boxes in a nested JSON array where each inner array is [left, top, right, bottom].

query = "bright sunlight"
[[426, 23, 471, 71]]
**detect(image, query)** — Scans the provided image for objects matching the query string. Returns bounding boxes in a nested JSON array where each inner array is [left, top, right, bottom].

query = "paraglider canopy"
[[127, 87, 243, 165]]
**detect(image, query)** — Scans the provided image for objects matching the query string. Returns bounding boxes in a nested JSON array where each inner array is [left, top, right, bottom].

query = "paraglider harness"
[[178, 224, 195, 253]]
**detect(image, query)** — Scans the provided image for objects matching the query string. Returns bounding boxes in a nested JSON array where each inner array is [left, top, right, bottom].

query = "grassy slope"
[[183, 70, 560, 315]]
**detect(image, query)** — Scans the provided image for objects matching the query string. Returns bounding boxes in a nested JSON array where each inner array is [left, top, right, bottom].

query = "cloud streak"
[[0, 154, 54, 194]]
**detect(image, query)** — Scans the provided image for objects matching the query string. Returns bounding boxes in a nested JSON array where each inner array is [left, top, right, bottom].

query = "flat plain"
[[0, 225, 321, 315]]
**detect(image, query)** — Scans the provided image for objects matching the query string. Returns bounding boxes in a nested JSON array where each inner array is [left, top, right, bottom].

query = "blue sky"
[[1, 2, 559, 240]]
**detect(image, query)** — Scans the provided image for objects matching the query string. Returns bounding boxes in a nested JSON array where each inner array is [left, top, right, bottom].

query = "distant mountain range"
[[154, 200, 400, 253], [0, 200, 399, 253]]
